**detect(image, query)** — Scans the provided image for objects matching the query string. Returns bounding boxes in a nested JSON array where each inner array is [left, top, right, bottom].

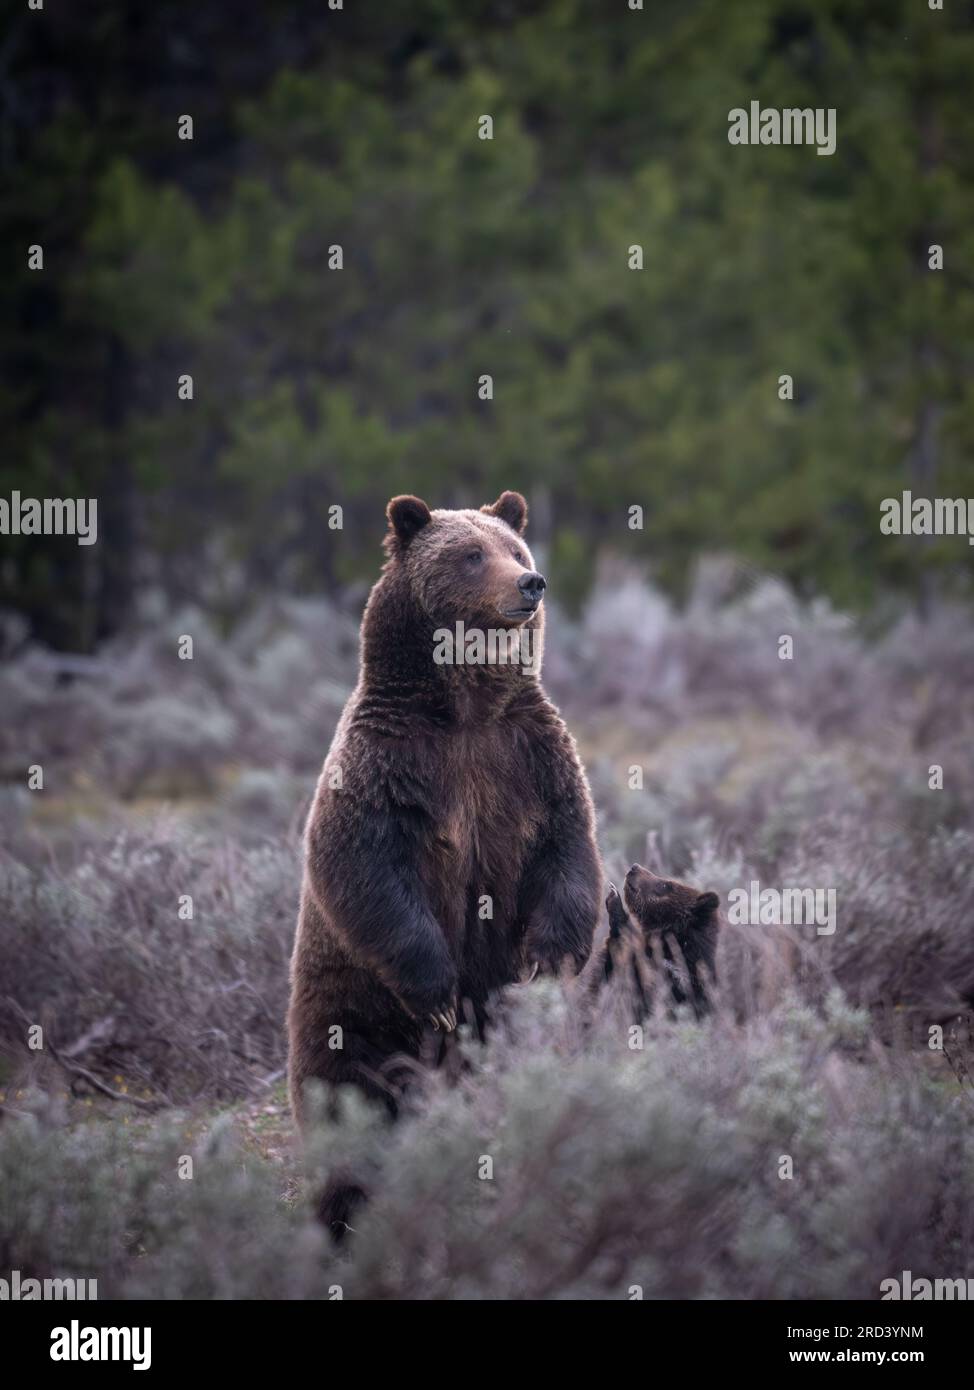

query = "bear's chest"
[[423, 723, 541, 906]]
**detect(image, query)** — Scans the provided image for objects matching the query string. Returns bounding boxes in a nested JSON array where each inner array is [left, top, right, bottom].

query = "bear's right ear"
[[385, 495, 432, 552]]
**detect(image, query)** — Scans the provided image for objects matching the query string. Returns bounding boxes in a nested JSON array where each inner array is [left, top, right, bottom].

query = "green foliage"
[[4, 1, 973, 644]]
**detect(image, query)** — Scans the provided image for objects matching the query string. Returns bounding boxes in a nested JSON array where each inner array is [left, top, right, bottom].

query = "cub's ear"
[[386, 495, 432, 551], [694, 891, 720, 918], [482, 490, 528, 535]]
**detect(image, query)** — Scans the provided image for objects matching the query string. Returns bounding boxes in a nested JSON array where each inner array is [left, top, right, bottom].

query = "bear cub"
[[596, 863, 720, 1019]]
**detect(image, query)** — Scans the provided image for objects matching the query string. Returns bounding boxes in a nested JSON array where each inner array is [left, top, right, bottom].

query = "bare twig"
[[942, 1041, 974, 1110], [255, 1067, 286, 1090], [5, 997, 162, 1111]]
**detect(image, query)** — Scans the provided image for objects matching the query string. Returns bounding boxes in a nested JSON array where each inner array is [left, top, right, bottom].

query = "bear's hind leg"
[[318, 1176, 369, 1242]]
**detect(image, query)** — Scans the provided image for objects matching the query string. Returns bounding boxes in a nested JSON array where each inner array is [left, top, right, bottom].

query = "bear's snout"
[[516, 570, 547, 607], [501, 568, 547, 620], [624, 863, 668, 915]]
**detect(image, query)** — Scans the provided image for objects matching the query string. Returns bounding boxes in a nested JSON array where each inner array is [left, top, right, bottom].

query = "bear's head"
[[384, 490, 546, 630], [622, 863, 720, 939]]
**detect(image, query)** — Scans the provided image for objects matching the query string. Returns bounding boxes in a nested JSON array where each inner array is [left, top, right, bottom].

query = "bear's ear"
[[482, 490, 528, 535], [694, 891, 720, 918], [386, 495, 432, 551]]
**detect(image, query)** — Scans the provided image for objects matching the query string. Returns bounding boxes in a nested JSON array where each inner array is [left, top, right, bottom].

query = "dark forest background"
[[3, 0, 974, 651]]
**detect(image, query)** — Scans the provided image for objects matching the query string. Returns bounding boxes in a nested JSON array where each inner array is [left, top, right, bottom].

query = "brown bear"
[[288, 490, 602, 1232], [595, 864, 720, 1019]]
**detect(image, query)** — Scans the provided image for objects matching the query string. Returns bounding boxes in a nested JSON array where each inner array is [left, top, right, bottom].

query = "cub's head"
[[384, 491, 546, 630], [623, 863, 720, 937], [604, 864, 720, 1018]]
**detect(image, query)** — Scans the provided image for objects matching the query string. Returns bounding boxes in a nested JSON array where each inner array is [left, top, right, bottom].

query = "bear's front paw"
[[523, 935, 576, 978], [396, 975, 459, 1031], [391, 938, 458, 1024], [427, 1001, 458, 1032]]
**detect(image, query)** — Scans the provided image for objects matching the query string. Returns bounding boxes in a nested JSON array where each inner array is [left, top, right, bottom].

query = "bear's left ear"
[[482, 490, 528, 535], [694, 892, 720, 918]]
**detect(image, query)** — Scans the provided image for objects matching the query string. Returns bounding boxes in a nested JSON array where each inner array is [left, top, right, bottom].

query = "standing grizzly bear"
[[288, 490, 602, 1217], [596, 864, 720, 1019]]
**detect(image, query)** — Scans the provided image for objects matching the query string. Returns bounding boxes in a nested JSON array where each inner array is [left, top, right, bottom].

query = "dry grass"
[[2, 569, 973, 1297]]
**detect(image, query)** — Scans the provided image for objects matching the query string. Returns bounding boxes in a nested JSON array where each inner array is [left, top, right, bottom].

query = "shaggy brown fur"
[[288, 490, 602, 1233], [594, 864, 720, 1020]]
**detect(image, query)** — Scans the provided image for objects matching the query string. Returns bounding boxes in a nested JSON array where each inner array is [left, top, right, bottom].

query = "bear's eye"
[[513, 549, 526, 565], [466, 549, 484, 564], [655, 881, 672, 895]]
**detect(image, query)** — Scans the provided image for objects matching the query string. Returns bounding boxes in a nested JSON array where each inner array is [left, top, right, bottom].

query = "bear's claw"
[[429, 1008, 457, 1032]]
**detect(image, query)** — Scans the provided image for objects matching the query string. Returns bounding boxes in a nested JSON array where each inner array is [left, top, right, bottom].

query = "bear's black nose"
[[628, 864, 639, 876], [517, 571, 547, 605]]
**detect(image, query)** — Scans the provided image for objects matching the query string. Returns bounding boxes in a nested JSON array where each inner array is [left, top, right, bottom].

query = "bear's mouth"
[[501, 604, 539, 620]]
